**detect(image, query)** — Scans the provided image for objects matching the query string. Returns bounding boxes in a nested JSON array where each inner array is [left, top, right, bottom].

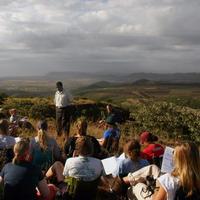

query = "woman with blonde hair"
[[64, 118, 101, 158], [123, 142, 200, 200], [0, 139, 56, 200], [30, 119, 61, 172], [154, 142, 200, 200]]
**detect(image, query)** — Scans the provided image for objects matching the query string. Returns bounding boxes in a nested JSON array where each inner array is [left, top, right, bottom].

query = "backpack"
[[174, 186, 200, 200]]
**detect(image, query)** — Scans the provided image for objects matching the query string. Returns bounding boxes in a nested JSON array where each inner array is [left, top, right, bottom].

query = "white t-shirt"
[[158, 173, 179, 200], [63, 156, 104, 181]]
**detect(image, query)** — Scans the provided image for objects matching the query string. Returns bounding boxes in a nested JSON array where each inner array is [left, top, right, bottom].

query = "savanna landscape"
[[0, 73, 200, 199], [1, 72, 200, 145]]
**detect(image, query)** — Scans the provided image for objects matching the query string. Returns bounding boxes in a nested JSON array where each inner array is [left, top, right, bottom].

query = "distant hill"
[[1, 72, 200, 97], [126, 73, 200, 83], [1, 71, 200, 84]]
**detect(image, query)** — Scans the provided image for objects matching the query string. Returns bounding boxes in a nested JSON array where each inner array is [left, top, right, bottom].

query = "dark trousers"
[[56, 106, 71, 137]]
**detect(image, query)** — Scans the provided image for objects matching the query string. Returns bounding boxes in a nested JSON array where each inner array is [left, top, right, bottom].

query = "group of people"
[[0, 81, 199, 200]]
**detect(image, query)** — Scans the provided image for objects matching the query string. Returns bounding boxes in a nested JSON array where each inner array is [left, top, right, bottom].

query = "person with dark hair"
[[122, 142, 200, 200], [54, 81, 73, 140], [99, 104, 121, 127], [0, 119, 20, 149], [98, 117, 120, 154], [63, 136, 104, 181], [140, 131, 164, 167], [118, 139, 149, 177], [0, 140, 56, 200]]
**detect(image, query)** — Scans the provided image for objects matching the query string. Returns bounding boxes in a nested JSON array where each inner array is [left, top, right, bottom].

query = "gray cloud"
[[0, 0, 200, 76]]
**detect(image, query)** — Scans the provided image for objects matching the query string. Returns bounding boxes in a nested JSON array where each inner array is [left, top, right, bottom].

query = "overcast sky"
[[0, 0, 200, 77]]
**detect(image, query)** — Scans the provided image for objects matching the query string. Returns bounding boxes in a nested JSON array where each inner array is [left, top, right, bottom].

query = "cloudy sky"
[[0, 0, 200, 76]]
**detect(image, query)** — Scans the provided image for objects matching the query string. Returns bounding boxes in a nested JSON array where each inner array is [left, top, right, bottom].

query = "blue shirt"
[[103, 128, 120, 139], [118, 158, 149, 177]]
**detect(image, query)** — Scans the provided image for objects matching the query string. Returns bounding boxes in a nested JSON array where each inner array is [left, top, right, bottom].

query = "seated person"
[[0, 139, 56, 200], [99, 104, 120, 127], [9, 109, 34, 135], [30, 119, 61, 172], [63, 136, 104, 182], [98, 117, 120, 153], [0, 119, 20, 149], [64, 118, 101, 158], [118, 139, 149, 177], [123, 142, 200, 200], [9, 109, 21, 124], [0, 119, 21, 170], [122, 164, 161, 200], [140, 131, 164, 167]]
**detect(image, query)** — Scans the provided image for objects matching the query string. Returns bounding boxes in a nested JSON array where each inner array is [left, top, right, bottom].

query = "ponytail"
[[76, 118, 87, 136], [38, 129, 48, 151]]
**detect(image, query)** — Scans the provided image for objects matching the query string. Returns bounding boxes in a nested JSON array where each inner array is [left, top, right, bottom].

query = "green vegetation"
[[1, 81, 200, 142]]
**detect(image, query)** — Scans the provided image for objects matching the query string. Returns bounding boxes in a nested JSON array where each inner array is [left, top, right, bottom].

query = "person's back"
[[0, 119, 17, 149], [30, 120, 61, 171], [102, 124, 120, 154], [142, 143, 164, 160], [64, 135, 101, 158], [63, 136, 104, 181], [63, 156, 103, 181], [119, 158, 149, 177], [64, 118, 101, 158], [1, 161, 43, 200], [140, 131, 164, 167], [118, 139, 149, 177], [0, 140, 50, 200]]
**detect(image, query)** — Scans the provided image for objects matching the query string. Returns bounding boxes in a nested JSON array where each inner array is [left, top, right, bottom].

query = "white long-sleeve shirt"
[[54, 89, 73, 108]]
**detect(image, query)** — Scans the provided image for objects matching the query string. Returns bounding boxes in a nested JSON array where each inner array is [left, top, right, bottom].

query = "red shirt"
[[141, 143, 164, 161]]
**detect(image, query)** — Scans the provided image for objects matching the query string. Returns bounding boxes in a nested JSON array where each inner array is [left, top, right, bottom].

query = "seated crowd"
[[0, 110, 199, 200]]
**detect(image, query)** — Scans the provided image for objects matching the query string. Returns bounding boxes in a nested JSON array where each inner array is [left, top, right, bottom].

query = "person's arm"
[[54, 92, 57, 105], [99, 130, 109, 146], [98, 138, 105, 146], [0, 176, 3, 184], [63, 159, 70, 177], [153, 184, 167, 200], [37, 178, 50, 198]]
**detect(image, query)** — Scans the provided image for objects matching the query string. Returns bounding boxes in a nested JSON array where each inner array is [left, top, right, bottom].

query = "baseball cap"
[[140, 131, 151, 144]]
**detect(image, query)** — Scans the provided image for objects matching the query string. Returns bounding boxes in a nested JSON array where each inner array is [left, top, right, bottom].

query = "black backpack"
[[174, 186, 200, 200]]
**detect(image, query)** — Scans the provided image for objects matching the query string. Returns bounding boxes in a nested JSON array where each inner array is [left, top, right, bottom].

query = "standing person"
[[54, 81, 73, 140]]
